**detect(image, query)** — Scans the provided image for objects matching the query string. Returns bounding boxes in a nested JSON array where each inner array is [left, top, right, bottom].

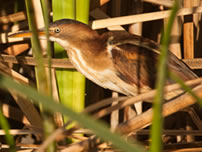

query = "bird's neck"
[[64, 32, 111, 72], [64, 29, 105, 56]]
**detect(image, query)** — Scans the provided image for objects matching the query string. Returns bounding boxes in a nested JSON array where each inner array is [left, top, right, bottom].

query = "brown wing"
[[106, 31, 197, 90], [111, 42, 159, 89]]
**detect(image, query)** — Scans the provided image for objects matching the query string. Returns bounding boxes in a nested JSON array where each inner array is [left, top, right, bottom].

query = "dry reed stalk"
[[163, 141, 202, 152], [2, 104, 30, 125], [4, 44, 29, 56], [193, 0, 202, 40], [183, 0, 194, 59], [183, 58, 202, 69], [37, 79, 202, 152], [1, 144, 36, 152], [15, 143, 39, 149], [0, 11, 26, 23], [116, 84, 202, 134], [0, 129, 41, 135], [92, 78, 202, 118], [0, 62, 29, 84], [1, 33, 25, 44], [11, 21, 28, 32], [143, 0, 174, 7], [0, 54, 74, 69], [183, 0, 196, 142], [91, 6, 202, 29], [90, 8, 125, 30], [36, 122, 98, 152], [66, 78, 201, 116], [83, 97, 128, 113], [137, 129, 202, 136], [100, 0, 111, 6], [0, 55, 43, 129], [169, 17, 182, 58], [37, 126, 66, 152], [9, 90, 43, 128], [60, 136, 101, 152], [110, 92, 119, 130], [0, 56, 43, 129], [2, 56, 202, 70], [164, 147, 202, 152], [184, 108, 202, 130]]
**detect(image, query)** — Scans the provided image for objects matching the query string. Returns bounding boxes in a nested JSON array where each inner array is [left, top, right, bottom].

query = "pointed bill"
[[8, 30, 46, 39]]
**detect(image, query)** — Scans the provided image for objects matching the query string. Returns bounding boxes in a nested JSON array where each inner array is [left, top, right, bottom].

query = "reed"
[[52, 0, 85, 124], [0, 74, 146, 152], [150, 1, 179, 151]]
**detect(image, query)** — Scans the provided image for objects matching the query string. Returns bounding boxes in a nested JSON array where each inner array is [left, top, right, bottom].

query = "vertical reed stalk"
[[52, 0, 86, 124], [40, 0, 52, 95], [25, 0, 55, 151], [25, 0, 48, 93], [150, 1, 179, 152]]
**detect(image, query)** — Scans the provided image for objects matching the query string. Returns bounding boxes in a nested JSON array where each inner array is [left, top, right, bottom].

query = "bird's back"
[[100, 31, 197, 95]]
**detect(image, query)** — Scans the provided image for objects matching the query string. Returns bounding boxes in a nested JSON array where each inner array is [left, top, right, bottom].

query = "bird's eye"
[[54, 28, 61, 33]]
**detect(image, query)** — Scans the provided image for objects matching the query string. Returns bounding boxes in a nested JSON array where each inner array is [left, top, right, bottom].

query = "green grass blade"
[[0, 108, 15, 152], [25, 0, 48, 93], [0, 74, 146, 152], [169, 72, 202, 105], [40, 0, 52, 95], [150, 1, 179, 152], [26, 1, 55, 151]]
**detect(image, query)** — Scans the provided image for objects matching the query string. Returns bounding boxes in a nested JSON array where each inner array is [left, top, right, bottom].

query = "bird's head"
[[9, 19, 99, 49]]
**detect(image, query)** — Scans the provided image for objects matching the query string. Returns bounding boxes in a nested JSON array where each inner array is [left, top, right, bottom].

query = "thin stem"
[[150, 1, 179, 152]]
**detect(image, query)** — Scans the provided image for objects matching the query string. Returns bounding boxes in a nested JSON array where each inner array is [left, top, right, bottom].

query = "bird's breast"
[[66, 47, 151, 96], [66, 47, 140, 94]]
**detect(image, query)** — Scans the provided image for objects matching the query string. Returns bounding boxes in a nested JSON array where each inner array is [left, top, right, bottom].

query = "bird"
[[9, 19, 198, 97]]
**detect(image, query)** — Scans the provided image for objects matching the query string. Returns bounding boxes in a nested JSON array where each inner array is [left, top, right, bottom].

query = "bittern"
[[9, 19, 198, 96]]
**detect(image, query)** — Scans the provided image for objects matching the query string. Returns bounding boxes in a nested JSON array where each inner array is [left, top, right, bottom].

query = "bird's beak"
[[8, 29, 46, 39]]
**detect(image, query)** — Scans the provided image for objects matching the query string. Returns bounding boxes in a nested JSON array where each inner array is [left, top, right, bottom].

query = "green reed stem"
[[150, 1, 179, 152]]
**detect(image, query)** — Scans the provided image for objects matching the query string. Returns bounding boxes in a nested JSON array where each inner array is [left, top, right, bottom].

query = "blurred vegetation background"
[[0, 0, 202, 152]]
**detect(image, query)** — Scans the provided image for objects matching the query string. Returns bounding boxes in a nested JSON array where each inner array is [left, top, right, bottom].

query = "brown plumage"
[[10, 19, 198, 96]]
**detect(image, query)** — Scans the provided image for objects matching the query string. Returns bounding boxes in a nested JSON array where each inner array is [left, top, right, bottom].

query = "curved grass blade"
[[0, 74, 146, 152], [169, 72, 202, 105], [0, 108, 15, 152], [26, 1, 55, 151], [150, 1, 179, 152]]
